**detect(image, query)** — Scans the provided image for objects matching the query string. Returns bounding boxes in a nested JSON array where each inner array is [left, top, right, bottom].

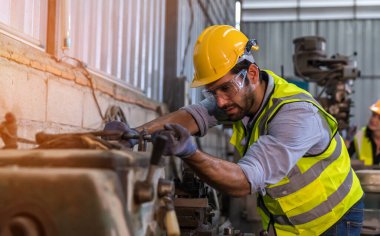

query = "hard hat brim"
[[190, 76, 219, 88], [190, 79, 206, 88]]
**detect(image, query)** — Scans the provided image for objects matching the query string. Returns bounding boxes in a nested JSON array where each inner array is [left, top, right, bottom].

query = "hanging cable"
[[57, 55, 106, 122]]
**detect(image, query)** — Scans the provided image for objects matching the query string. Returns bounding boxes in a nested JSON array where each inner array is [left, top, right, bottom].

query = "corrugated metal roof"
[[242, 0, 380, 22]]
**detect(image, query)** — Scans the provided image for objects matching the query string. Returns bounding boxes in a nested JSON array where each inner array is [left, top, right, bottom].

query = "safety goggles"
[[202, 70, 247, 100]]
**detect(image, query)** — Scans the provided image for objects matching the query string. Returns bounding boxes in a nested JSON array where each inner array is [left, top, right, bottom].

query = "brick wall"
[[0, 32, 232, 159], [0, 33, 163, 148]]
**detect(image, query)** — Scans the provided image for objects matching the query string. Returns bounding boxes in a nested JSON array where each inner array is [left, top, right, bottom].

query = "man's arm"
[[137, 97, 222, 136], [135, 109, 200, 135], [153, 123, 250, 197], [184, 150, 250, 197]]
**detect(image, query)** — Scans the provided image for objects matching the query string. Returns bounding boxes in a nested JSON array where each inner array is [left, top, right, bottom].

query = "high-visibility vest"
[[354, 127, 373, 165], [230, 70, 363, 235]]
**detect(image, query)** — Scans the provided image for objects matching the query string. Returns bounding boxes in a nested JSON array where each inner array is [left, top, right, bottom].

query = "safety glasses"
[[202, 70, 247, 100]]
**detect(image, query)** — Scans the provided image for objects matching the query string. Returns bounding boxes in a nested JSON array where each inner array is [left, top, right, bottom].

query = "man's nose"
[[216, 95, 229, 108]]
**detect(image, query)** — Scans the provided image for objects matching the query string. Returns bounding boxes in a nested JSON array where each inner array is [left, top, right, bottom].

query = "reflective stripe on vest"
[[274, 168, 353, 225], [257, 94, 319, 136], [266, 134, 342, 199]]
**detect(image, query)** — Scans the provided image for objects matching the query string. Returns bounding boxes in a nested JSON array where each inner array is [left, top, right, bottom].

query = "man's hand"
[[103, 121, 139, 148], [153, 123, 196, 158]]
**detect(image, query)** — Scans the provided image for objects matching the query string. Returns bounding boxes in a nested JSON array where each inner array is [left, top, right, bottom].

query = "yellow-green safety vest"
[[354, 127, 373, 165], [230, 70, 363, 235]]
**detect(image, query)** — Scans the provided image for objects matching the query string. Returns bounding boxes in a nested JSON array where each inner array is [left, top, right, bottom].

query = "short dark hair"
[[230, 60, 262, 83], [231, 60, 260, 74]]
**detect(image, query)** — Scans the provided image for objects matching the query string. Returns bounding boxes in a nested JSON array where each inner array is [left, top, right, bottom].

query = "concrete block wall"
[[0, 32, 233, 162], [0, 33, 163, 148]]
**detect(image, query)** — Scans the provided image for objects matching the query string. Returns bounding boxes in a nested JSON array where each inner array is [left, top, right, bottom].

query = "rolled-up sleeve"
[[180, 97, 227, 136], [238, 102, 330, 194]]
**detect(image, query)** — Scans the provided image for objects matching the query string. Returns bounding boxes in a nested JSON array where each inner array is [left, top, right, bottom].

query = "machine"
[[0, 127, 242, 236], [293, 36, 360, 132]]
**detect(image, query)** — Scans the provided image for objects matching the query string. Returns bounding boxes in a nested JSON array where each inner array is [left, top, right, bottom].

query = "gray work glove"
[[152, 123, 196, 159], [103, 121, 139, 148]]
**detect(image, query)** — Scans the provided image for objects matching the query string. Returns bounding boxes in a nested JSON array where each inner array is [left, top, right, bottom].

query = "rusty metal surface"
[[0, 149, 167, 236], [174, 198, 209, 208], [0, 149, 150, 168], [0, 167, 129, 236]]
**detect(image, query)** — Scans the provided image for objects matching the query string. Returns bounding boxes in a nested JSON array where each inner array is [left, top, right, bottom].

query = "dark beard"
[[225, 90, 256, 121]]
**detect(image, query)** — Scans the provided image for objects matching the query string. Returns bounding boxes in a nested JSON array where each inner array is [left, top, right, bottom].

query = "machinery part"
[[353, 170, 380, 235], [224, 227, 233, 235], [0, 167, 129, 236], [2, 216, 41, 236], [133, 181, 155, 204], [35, 132, 117, 150], [192, 25, 258, 88], [356, 169, 380, 193], [35, 130, 152, 151], [163, 196, 180, 236], [0, 112, 18, 149], [156, 179, 179, 236], [293, 36, 327, 83], [292, 36, 360, 132], [158, 178, 175, 198], [104, 105, 127, 124], [0, 113, 36, 147], [0, 149, 171, 236], [136, 129, 149, 151], [173, 167, 221, 235], [175, 167, 209, 198], [134, 135, 167, 204], [293, 36, 359, 85], [165, 209, 180, 236]]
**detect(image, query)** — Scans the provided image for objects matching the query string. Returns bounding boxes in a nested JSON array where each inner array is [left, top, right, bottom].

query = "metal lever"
[[156, 179, 179, 236], [134, 135, 167, 204]]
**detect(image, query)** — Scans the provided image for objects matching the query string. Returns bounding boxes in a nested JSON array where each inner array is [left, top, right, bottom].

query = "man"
[[349, 100, 380, 165], [107, 25, 363, 235]]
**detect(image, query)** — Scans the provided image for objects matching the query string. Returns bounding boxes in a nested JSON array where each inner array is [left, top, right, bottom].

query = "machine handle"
[[150, 135, 167, 166], [165, 209, 180, 236], [163, 196, 180, 236]]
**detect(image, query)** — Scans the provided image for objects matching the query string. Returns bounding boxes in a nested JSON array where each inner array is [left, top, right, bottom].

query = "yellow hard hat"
[[370, 100, 380, 115], [191, 25, 259, 88]]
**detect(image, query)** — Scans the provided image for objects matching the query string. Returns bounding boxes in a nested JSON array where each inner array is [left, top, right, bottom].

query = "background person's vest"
[[354, 127, 373, 165]]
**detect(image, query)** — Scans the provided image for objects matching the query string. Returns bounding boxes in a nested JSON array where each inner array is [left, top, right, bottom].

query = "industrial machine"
[[355, 169, 380, 235], [0, 134, 176, 236], [293, 36, 360, 132], [0, 127, 244, 236]]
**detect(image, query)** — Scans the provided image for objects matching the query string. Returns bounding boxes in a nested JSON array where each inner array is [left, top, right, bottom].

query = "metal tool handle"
[[134, 135, 168, 204], [150, 135, 167, 166]]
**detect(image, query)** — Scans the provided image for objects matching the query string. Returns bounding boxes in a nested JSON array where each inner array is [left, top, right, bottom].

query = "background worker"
[[349, 100, 380, 165], [107, 25, 363, 235]]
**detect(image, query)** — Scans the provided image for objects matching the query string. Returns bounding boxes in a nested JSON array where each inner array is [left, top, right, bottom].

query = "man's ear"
[[247, 64, 260, 84]]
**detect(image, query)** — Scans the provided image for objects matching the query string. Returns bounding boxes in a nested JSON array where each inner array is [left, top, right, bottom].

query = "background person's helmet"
[[370, 100, 380, 115], [191, 25, 259, 88]]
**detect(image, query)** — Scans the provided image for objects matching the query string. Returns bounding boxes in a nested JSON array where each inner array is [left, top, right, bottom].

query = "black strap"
[[258, 194, 277, 236]]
